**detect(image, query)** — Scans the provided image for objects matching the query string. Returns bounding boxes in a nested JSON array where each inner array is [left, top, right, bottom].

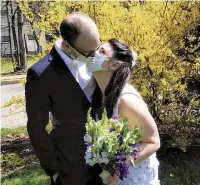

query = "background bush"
[[13, 1, 200, 150]]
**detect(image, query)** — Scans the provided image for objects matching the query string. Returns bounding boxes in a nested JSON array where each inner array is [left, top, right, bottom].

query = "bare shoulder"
[[119, 92, 158, 134], [119, 93, 148, 114]]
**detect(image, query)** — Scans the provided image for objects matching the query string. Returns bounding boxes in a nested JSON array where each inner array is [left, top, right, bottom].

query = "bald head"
[[60, 13, 99, 46]]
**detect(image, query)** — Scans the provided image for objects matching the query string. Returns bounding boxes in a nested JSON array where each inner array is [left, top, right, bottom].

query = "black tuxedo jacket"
[[25, 46, 102, 185]]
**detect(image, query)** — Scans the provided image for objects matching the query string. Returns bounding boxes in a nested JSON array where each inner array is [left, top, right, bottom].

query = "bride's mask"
[[87, 51, 110, 72]]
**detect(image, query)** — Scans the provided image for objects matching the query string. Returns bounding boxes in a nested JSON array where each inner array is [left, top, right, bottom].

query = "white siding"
[[0, 1, 45, 56]]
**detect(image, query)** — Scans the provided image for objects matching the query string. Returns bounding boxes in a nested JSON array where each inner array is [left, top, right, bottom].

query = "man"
[[25, 13, 102, 185]]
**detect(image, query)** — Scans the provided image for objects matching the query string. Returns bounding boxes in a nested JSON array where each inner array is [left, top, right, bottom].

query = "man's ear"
[[109, 60, 121, 70], [61, 39, 73, 55], [62, 39, 70, 49]]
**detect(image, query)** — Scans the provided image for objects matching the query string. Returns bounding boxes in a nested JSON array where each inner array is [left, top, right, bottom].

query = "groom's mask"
[[65, 39, 108, 72], [65, 39, 100, 63]]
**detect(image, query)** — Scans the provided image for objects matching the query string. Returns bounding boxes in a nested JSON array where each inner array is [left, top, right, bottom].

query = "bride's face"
[[98, 42, 114, 70]]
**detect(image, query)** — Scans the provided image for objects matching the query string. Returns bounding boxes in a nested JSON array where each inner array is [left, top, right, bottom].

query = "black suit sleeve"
[[25, 68, 61, 176]]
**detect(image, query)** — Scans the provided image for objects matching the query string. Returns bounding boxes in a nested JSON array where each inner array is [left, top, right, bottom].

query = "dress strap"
[[112, 84, 147, 119]]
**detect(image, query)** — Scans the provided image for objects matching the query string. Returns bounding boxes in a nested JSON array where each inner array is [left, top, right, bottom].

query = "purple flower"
[[117, 134, 123, 145], [112, 116, 118, 120], [115, 160, 129, 180], [130, 144, 140, 160], [109, 128, 115, 132], [116, 150, 126, 161], [132, 150, 140, 160]]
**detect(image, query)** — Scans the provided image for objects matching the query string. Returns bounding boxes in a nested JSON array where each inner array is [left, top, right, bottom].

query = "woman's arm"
[[119, 94, 160, 164], [105, 94, 160, 185]]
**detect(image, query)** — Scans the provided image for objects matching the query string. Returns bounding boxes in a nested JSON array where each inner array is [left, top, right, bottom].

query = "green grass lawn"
[[1, 153, 38, 174], [1, 124, 53, 138], [1, 126, 27, 138], [0, 58, 15, 74], [1, 159, 200, 185], [1, 163, 50, 185], [1, 126, 200, 185], [0, 55, 38, 75]]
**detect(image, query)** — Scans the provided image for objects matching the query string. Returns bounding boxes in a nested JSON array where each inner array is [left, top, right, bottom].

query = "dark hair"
[[91, 38, 134, 119], [60, 18, 80, 45]]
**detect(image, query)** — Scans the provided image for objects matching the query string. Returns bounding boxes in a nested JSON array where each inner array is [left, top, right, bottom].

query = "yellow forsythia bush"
[[16, 1, 200, 150]]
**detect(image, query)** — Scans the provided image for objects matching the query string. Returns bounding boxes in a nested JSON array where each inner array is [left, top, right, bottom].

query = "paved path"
[[1, 83, 27, 128], [1, 74, 26, 85]]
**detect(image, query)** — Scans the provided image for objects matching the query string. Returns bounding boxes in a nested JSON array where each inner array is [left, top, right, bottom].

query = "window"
[[1, 36, 10, 42], [1, 10, 7, 16], [28, 35, 34, 40]]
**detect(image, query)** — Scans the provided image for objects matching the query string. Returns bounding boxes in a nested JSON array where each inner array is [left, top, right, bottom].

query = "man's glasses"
[[65, 39, 102, 58]]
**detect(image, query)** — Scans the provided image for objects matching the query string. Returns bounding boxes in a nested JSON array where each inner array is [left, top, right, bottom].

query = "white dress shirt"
[[54, 40, 95, 103]]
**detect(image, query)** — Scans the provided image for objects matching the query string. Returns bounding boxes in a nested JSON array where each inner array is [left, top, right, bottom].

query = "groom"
[[25, 13, 102, 185]]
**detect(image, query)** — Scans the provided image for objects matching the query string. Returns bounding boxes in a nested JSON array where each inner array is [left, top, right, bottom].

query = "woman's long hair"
[[91, 38, 136, 119]]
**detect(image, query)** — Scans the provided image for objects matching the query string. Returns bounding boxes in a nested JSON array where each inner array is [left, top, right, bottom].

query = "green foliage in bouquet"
[[85, 108, 141, 164]]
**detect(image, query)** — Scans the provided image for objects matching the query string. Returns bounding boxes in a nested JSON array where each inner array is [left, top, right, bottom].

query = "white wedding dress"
[[112, 84, 160, 185]]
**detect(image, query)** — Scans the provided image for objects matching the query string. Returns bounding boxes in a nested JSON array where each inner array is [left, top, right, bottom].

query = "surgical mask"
[[68, 41, 94, 64], [87, 51, 105, 72], [71, 53, 94, 63]]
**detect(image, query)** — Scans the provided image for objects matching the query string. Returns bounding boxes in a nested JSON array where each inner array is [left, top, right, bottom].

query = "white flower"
[[102, 157, 109, 164], [99, 170, 111, 184], [88, 159, 94, 166], [101, 152, 108, 157], [97, 136, 104, 142], [84, 134, 92, 144], [84, 146, 91, 162]]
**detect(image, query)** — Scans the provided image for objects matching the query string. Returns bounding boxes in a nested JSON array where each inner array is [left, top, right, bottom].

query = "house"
[[1, 1, 39, 57]]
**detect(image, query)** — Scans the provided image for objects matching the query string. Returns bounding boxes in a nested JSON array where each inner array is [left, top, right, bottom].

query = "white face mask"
[[87, 51, 105, 72], [67, 40, 94, 63], [71, 53, 94, 63]]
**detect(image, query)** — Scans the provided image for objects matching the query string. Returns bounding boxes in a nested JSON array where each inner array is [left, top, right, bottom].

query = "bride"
[[87, 38, 160, 185]]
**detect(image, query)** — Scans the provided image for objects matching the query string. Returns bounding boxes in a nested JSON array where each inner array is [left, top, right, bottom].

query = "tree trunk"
[[10, 1, 20, 69], [17, 6, 26, 70], [33, 30, 42, 53], [6, 1, 15, 70], [24, 34, 28, 54]]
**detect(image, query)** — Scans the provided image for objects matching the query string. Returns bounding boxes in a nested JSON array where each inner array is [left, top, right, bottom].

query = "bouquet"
[[84, 108, 141, 184]]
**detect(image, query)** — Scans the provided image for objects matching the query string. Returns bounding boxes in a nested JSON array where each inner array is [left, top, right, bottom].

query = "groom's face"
[[71, 31, 101, 58]]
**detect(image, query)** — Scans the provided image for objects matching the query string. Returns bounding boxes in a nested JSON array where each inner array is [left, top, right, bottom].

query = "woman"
[[87, 38, 160, 185]]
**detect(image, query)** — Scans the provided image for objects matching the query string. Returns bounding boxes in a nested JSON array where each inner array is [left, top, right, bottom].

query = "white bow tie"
[[72, 59, 92, 89], [54, 39, 93, 89]]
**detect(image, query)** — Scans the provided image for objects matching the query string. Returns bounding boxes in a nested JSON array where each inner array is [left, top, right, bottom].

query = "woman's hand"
[[125, 155, 136, 167], [104, 175, 119, 185]]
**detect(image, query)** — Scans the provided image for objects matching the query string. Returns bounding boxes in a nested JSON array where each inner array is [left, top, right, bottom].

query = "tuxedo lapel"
[[49, 46, 91, 107]]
